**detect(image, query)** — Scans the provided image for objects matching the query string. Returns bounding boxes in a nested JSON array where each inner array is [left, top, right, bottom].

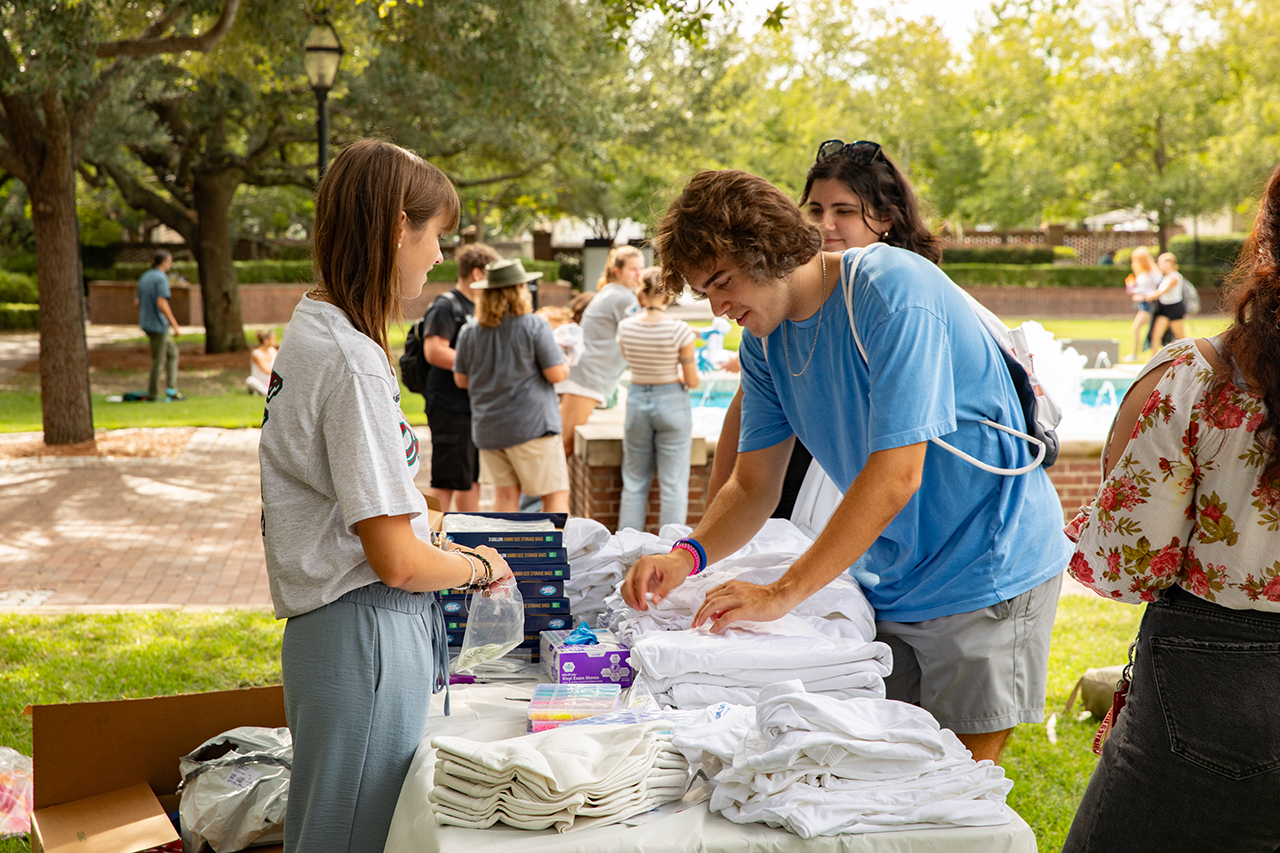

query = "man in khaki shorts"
[[454, 259, 571, 512]]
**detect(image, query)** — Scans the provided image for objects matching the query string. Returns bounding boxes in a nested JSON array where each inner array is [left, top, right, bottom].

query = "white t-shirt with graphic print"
[[260, 296, 432, 618]]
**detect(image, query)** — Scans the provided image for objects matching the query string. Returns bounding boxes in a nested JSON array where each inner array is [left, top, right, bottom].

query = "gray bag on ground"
[[178, 726, 292, 853], [1063, 665, 1127, 719]]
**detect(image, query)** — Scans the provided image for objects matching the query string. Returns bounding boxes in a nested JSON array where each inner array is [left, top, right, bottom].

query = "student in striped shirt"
[[615, 267, 701, 532]]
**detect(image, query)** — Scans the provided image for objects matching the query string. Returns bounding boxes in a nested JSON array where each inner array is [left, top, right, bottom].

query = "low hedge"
[[940, 245, 1055, 264], [110, 260, 314, 285], [426, 259, 560, 284], [0, 270, 38, 304], [106, 258, 560, 286], [1168, 233, 1247, 268], [941, 263, 1220, 289], [0, 303, 38, 331]]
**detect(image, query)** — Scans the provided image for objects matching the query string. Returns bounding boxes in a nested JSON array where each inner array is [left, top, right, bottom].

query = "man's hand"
[[621, 550, 694, 610], [692, 579, 799, 633]]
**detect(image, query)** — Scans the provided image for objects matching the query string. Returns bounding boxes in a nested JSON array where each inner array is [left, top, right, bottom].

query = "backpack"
[[842, 244, 1061, 474], [1179, 273, 1201, 315], [400, 290, 469, 398]]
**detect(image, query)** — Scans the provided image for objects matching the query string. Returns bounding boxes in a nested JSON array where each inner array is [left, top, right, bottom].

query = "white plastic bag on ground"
[[178, 726, 292, 853]]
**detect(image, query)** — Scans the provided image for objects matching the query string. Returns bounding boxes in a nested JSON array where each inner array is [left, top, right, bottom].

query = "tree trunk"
[[193, 170, 247, 353], [30, 135, 94, 445]]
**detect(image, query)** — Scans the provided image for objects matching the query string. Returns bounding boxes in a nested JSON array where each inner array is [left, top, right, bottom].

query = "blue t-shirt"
[[137, 267, 172, 334], [738, 245, 1070, 621]]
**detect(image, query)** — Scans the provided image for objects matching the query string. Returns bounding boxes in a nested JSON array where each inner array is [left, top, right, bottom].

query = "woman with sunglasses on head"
[[707, 139, 941, 516]]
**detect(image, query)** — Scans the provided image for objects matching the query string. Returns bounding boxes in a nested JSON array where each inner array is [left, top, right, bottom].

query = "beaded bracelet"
[[671, 537, 707, 576], [458, 549, 495, 596]]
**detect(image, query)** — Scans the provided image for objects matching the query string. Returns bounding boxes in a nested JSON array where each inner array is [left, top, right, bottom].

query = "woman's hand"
[[472, 545, 514, 589]]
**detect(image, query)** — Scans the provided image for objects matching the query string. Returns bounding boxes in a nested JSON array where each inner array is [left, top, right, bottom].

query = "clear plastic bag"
[[0, 746, 33, 840], [452, 577, 524, 674]]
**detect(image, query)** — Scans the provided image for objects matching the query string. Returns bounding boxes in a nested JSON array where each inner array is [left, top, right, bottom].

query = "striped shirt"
[[617, 313, 697, 385]]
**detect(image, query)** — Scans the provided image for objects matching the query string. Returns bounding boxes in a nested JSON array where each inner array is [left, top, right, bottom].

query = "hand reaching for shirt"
[[621, 551, 692, 610], [692, 579, 798, 634]]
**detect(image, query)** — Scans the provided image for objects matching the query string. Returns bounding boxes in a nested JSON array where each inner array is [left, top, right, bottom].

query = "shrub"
[[0, 252, 38, 274], [427, 258, 560, 284], [0, 303, 38, 331], [1168, 233, 1248, 268], [941, 263, 1221, 289], [0, 270, 38, 304], [106, 258, 559, 286], [1111, 245, 1159, 266], [1052, 246, 1078, 261], [554, 252, 584, 290], [939, 245, 1055, 264]]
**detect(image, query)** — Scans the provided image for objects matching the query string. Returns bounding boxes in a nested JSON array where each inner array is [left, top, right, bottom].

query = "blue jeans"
[[618, 382, 692, 532], [1062, 585, 1280, 853]]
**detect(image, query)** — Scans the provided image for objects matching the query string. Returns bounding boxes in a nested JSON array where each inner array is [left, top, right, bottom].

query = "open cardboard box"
[[24, 686, 287, 853]]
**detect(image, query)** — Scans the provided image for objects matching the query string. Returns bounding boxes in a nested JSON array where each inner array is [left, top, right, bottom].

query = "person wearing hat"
[[453, 259, 571, 512]]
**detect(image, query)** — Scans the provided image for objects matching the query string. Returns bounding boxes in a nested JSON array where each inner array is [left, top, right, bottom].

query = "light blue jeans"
[[618, 382, 692, 532]]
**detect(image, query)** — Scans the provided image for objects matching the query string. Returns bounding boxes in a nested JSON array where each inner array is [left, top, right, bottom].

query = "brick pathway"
[[0, 428, 272, 613]]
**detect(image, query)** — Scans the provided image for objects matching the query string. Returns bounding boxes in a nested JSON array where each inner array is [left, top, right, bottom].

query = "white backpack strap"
[[842, 244, 1046, 476]]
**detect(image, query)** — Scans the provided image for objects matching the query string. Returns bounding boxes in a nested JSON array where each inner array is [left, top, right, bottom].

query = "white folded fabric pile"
[[672, 681, 1013, 838], [429, 721, 693, 833], [564, 518, 670, 627], [600, 520, 892, 708]]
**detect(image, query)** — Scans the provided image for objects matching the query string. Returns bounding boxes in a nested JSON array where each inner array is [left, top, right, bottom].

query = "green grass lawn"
[[0, 324, 431, 433], [0, 594, 1140, 853]]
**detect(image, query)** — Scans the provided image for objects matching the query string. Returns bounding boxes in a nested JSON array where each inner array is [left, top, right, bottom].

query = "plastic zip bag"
[[452, 577, 524, 674], [178, 726, 292, 853], [0, 746, 33, 840]]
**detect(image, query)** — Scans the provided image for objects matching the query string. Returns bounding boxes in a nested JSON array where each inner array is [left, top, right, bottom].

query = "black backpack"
[[400, 290, 468, 399]]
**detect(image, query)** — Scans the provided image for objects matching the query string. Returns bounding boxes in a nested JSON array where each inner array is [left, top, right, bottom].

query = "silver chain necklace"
[[782, 251, 827, 377]]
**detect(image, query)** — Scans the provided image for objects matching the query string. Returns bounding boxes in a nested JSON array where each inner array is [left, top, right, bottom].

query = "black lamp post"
[[304, 20, 344, 179]]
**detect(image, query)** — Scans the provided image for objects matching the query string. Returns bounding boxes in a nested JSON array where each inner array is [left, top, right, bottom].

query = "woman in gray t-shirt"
[[454, 259, 570, 512], [260, 140, 511, 853]]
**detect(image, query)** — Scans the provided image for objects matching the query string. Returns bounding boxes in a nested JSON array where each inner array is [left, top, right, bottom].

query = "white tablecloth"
[[384, 682, 1038, 853]]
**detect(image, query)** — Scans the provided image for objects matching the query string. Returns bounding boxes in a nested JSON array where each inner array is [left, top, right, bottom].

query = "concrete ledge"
[[573, 423, 707, 467]]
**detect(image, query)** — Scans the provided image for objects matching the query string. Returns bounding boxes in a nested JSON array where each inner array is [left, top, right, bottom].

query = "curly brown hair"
[[476, 284, 532, 328], [653, 170, 821, 297], [1218, 162, 1280, 484]]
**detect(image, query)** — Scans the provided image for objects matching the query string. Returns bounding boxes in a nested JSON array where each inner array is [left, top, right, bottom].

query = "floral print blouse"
[[1068, 338, 1280, 610]]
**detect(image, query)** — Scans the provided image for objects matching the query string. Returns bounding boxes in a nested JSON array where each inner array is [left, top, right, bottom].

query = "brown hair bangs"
[[476, 285, 532, 328], [654, 170, 820, 297], [312, 139, 459, 357]]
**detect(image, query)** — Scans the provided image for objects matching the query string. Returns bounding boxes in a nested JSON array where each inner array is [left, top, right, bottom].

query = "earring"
[[398, 241, 402, 249]]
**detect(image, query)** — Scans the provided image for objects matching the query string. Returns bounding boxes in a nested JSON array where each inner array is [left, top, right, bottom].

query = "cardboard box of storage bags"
[[24, 686, 287, 853]]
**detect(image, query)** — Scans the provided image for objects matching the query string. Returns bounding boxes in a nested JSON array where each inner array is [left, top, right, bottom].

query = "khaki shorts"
[[875, 572, 1063, 734], [479, 435, 570, 495]]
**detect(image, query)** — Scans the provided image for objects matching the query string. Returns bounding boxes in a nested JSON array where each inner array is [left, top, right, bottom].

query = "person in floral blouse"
[[1062, 163, 1280, 853]]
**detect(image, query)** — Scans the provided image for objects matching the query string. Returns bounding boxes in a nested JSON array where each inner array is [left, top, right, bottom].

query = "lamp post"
[[304, 20, 344, 179]]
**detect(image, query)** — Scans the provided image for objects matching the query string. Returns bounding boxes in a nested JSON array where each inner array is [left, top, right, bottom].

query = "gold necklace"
[[783, 251, 827, 377]]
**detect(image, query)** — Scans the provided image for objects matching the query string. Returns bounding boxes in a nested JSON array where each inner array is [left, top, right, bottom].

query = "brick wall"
[[571, 433, 1102, 533], [89, 280, 573, 327], [1047, 449, 1104, 522], [962, 285, 1225, 319]]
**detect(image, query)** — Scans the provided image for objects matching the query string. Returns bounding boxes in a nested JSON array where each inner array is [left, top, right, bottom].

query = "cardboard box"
[[540, 630, 635, 687], [25, 686, 287, 853]]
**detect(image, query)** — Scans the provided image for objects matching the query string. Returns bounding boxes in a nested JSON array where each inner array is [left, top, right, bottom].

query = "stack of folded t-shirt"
[[672, 680, 1013, 838], [429, 721, 692, 833], [600, 520, 892, 708], [564, 519, 671, 628]]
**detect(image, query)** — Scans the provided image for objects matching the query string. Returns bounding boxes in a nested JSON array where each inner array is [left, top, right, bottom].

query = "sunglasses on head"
[[816, 139, 882, 165]]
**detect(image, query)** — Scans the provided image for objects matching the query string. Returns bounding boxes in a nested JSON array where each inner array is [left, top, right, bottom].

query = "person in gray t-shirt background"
[[454, 258, 570, 512], [558, 245, 643, 456]]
